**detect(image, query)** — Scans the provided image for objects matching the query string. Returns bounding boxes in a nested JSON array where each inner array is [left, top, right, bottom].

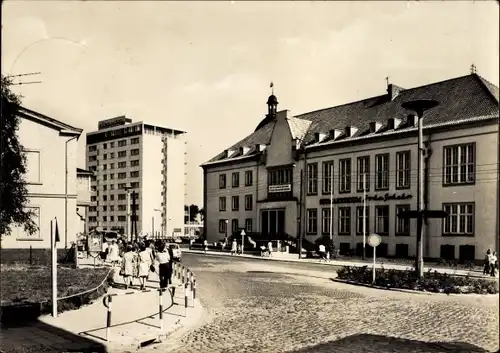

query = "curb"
[[332, 278, 499, 296], [183, 250, 492, 279]]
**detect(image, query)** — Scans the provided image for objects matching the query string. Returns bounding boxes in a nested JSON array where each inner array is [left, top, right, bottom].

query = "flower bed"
[[1, 265, 113, 324], [336, 266, 499, 294]]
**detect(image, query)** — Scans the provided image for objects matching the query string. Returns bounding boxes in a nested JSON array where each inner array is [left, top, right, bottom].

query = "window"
[[88, 155, 97, 162], [110, 195, 114, 201], [219, 197, 226, 211], [306, 209, 318, 234], [339, 159, 351, 193], [110, 142, 115, 148], [103, 216, 107, 222], [118, 183, 126, 189], [357, 156, 370, 192], [118, 205, 126, 211], [245, 195, 253, 210], [110, 216, 114, 222], [130, 171, 139, 178], [89, 216, 97, 223], [118, 161, 126, 168], [443, 203, 474, 236], [130, 182, 139, 188], [321, 208, 332, 235], [110, 205, 114, 211], [118, 194, 126, 200], [219, 174, 226, 189], [338, 207, 351, 235], [13, 207, 40, 238], [130, 149, 140, 156], [118, 216, 126, 222], [232, 172, 240, 187], [103, 185, 107, 191], [231, 219, 239, 232], [103, 154, 108, 160], [110, 173, 114, 180], [440, 244, 455, 260], [395, 205, 410, 235], [232, 196, 239, 211], [219, 220, 227, 233], [307, 163, 318, 194], [103, 174, 107, 181], [443, 144, 475, 185], [118, 139, 127, 147], [395, 244, 409, 258], [245, 219, 253, 232], [118, 151, 126, 158], [103, 143, 108, 149], [356, 206, 369, 235], [88, 145, 97, 152], [131, 137, 140, 144], [375, 206, 389, 234], [396, 151, 411, 189], [118, 172, 126, 179], [245, 170, 253, 186], [261, 209, 285, 236], [131, 160, 140, 167], [375, 154, 389, 190], [322, 161, 334, 194]]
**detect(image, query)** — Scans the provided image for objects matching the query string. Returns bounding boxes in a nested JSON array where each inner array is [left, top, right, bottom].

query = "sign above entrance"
[[319, 193, 413, 205], [268, 184, 292, 193]]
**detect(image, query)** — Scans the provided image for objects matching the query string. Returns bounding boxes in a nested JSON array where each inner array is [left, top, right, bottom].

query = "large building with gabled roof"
[[201, 73, 499, 262]]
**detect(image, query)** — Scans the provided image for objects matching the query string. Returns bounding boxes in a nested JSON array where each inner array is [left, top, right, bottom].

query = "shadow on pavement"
[[0, 319, 107, 353], [285, 334, 490, 353]]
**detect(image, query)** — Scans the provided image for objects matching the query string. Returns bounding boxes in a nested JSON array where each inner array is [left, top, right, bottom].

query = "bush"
[[336, 266, 499, 295]]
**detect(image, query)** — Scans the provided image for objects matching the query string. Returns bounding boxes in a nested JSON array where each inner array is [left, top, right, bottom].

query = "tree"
[[0, 75, 37, 237]]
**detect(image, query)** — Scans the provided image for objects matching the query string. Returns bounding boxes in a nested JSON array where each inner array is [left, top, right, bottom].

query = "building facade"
[[76, 168, 93, 235], [1, 107, 83, 250], [86, 116, 187, 239], [202, 74, 499, 262]]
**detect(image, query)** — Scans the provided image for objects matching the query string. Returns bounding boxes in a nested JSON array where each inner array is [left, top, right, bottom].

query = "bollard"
[[159, 288, 164, 331], [182, 267, 186, 284], [184, 282, 189, 316], [177, 265, 182, 280], [106, 295, 113, 342], [192, 278, 197, 300]]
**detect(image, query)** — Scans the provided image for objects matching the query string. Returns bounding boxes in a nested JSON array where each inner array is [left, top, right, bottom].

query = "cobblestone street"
[[145, 254, 499, 353]]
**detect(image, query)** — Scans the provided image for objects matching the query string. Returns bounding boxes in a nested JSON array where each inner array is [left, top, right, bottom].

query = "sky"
[[2, 1, 499, 206]]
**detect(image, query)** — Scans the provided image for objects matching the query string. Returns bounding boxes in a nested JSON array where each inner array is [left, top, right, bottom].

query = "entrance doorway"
[[261, 209, 285, 236]]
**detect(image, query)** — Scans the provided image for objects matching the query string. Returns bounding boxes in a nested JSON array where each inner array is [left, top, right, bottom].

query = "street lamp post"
[[401, 99, 439, 279], [122, 186, 133, 242], [225, 219, 229, 241]]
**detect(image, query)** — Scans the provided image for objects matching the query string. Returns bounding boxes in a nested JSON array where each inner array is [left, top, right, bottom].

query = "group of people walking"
[[105, 238, 175, 290], [484, 249, 498, 277]]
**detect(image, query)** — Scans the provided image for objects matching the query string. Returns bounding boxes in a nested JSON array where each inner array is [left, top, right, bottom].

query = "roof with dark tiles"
[[203, 74, 499, 166]]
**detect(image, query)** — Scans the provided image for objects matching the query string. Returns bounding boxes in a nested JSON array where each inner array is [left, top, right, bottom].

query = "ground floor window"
[[395, 243, 409, 258], [375, 206, 389, 235], [219, 219, 227, 234], [459, 245, 475, 263], [440, 244, 455, 260], [245, 218, 253, 232], [261, 209, 285, 236], [306, 209, 317, 234], [442, 203, 474, 236]]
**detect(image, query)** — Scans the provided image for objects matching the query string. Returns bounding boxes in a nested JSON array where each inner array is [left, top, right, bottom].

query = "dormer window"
[[314, 132, 327, 142], [344, 126, 359, 137], [369, 122, 383, 133]]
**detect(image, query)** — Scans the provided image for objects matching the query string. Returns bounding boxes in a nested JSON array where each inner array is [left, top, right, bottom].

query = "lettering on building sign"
[[98, 116, 132, 130], [268, 184, 292, 193], [319, 193, 413, 205]]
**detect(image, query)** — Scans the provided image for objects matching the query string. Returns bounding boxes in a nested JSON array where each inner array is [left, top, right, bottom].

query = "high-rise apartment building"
[[86, 116, 186, 238]]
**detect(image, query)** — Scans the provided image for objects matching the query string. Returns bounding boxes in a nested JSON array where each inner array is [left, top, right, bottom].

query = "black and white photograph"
[[1, 1, 499, 352]]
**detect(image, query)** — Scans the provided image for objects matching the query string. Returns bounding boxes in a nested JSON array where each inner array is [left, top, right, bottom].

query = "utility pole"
[[402, 100, 439, 278], [298, 170, 304, 259], [132, 190, 138, 241], [329, 164, 333, 243]]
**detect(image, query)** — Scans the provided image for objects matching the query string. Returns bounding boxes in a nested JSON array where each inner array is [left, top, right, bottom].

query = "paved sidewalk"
[[0, 260, 204, 353], [183, 249, 498, 279]]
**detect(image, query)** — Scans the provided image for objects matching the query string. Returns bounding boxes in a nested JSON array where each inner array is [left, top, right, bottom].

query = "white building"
[[202, 73, 499, 262], [76, 168, 93, 236], [86, 116, 187, 239], [1, 107, 82, 252]]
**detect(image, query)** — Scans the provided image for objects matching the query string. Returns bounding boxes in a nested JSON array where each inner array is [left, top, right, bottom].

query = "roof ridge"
[[474, 74, 499, 103]]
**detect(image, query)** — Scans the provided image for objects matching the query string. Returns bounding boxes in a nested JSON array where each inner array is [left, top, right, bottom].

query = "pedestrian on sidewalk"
[[203, 239, 208, 254], [231, 239, 237, 255], [483, 249, 492, 275], [121, 244, 138, 289], [107, 240, 121, 266], [155, 242, 171, 289], [318, 244, 326, 261], [490, 251, 498, 277], [137, 243, 151, 290], [268, 241, 273, 257]]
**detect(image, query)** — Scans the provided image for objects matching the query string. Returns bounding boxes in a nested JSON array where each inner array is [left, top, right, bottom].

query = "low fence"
[[101, 262, 196, 342]]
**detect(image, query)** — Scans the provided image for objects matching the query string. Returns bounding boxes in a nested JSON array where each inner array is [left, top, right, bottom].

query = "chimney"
[[239, 146, 250, 155], [387, 84, 405, 100], [329, 129, 344, 140], [387, 118, 402, 130], [406, 114, 417, 127], [314, 132, 327, 143], [369, 122, 383, 133], [344, 126, 358, 137]]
